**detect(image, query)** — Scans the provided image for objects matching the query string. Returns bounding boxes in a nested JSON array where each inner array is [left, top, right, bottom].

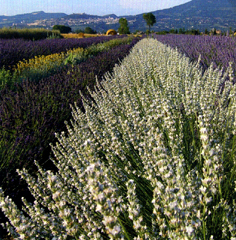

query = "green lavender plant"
[[64, 36, 134, 66], [0, 67, 18, 90], [0, 38, 236, 239]]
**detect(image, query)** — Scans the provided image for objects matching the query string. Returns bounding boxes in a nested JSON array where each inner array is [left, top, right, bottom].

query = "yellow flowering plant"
[[13, 48, 84, 82], [11, 37, 134, 83]]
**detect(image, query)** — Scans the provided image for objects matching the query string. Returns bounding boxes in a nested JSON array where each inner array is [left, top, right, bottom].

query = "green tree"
[[187, 29, 200, 35], [169, 29, 176, 34], [52, 25, 71, 33], [75, 29, 84, 33], [179, 28, 186, 34], [84, 27, 97, 34], [118, 18, 130, 34], [143, 13, 156, 32], [204, 29, 209, 35]]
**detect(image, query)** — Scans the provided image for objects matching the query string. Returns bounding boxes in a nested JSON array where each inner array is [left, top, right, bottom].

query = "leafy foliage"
[[52, 25, 72, 34], [143, 13, 156, 32], [0, 67, 18, 89], [84, 27, 97, 34], [118, 18, 130, 34], [0, 27, 62, 40]]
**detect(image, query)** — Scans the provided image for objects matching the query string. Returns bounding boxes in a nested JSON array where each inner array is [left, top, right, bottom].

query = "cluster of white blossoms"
[[0, 38, 236, 239]]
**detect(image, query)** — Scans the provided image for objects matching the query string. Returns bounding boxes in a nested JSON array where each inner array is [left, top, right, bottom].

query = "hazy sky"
[[1, 0, 191, 16]]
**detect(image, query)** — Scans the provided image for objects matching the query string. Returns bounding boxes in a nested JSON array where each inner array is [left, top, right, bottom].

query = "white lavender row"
[[1, 38, 236, 239]]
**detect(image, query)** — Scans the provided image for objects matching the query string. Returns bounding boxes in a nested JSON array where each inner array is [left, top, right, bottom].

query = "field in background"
[[61, 33, 104, 38], [0, 27, 61, 40], [62, 33, 143, 38]]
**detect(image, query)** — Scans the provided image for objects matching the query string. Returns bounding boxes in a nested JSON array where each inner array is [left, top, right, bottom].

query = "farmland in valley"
[[0, 34, 236, 239]]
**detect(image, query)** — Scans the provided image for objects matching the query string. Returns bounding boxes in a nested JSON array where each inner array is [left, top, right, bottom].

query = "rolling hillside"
[[0, 0, 236, 32]]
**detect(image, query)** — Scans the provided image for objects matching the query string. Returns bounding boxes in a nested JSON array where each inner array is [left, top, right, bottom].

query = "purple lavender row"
[[0, 38, 140, 209], [0, 35, 125, 69], [154, 34, 236, 79]]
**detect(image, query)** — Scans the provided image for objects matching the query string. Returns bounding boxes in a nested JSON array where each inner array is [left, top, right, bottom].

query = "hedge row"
[[0, 28, 62, 40]]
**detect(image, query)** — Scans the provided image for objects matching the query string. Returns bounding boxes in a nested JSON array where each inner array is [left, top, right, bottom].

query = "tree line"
[[52, 13, 157, 35], [53, 14, 236, 36]]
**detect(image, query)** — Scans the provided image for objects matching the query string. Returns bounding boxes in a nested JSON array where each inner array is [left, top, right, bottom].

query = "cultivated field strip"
[[1, 38, 236, 239], [0, 37, 140, 224], [0, 36, 135, 88], [0, 35, 125, 69], [154, 34, 236, 81]]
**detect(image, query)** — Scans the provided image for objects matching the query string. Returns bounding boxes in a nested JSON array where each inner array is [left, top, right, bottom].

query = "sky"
[[1, 0, 191, 16]]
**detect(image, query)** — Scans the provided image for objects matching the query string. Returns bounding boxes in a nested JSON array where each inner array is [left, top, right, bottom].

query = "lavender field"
[[0, 35, 236, 239], [155, 34, 236, 82], [0, 35, 141, 238], [0, 35, 124, 69]]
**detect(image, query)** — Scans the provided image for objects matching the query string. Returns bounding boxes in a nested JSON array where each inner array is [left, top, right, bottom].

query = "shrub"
[[0, 67, 18, 89], [84, 27, 96, 34], [0, 28, 61, 40], [0, 38, 236, 239], [52, 25, 71, 34]]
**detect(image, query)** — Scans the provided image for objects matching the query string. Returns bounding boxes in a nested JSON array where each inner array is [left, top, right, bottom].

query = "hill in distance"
[[0, 0, 236, 32], [130, 0, 236, 32], [0, 11, 67, 23]]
